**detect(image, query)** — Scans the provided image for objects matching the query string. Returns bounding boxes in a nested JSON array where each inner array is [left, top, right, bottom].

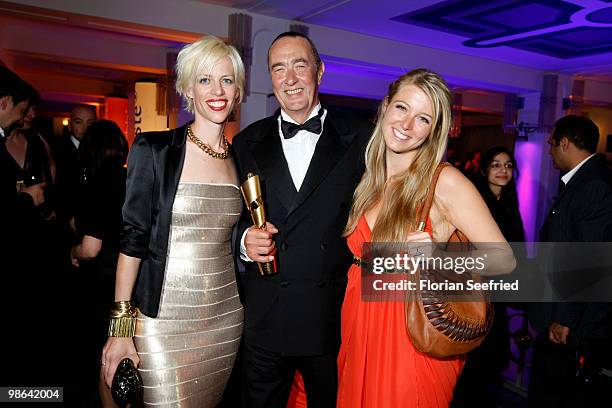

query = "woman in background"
[[71, 119, 128, 405], [5, 101, 55, 193], [101, 36, 245, 407], [475, 147, 525, 242], [452, 147, 525, 407], [72, 119, 128, 275]]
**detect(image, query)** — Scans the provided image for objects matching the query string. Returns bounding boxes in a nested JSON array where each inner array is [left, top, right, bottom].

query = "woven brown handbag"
[[405, 162, 494, 358]]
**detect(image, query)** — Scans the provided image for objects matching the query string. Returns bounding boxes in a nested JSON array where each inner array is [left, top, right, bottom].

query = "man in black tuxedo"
[[232, 32, 371, 407], [54, 105, 96, 225], [528, 115, 612, 407]]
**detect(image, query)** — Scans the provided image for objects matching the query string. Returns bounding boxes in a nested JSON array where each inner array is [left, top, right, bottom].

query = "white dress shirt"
[[70, 135, 80, 149], [278, 104, 326, 190], [240, 104, 326, 261], [0, 126, 5, 138], [561, 154, 596, 186]]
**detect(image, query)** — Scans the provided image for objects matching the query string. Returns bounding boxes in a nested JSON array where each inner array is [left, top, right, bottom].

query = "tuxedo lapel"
[[250, 116, 297, 214], [287, 115, 357, 218]]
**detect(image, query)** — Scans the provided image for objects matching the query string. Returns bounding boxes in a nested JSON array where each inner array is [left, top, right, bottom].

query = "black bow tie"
[[281, 109, 324, 139]]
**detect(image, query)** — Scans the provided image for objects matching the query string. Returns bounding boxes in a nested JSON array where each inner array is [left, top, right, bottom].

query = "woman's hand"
[[101, 337, 140, 388], [405, 231, 433, 258], [405, 231, 432, 242]]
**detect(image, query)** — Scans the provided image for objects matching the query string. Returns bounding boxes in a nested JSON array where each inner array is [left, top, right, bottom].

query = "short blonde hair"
[[175, 36, 245, 113]]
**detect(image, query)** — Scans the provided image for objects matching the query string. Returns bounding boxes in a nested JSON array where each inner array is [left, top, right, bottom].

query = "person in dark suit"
[[231, 31, 372, 408], [54, 105, 96, 229], [528, 115, 612, 407]]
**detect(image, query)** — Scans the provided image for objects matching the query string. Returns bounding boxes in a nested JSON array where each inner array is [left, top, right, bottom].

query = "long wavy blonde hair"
[[345, 69, 453, 242]]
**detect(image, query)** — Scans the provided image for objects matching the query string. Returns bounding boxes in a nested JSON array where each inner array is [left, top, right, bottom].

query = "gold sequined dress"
[[134, 182, 244, 407]]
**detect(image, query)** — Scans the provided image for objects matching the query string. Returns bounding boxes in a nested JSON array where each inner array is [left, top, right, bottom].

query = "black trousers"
[[528, 333, 611, 407], [242, 340, 338, 408]]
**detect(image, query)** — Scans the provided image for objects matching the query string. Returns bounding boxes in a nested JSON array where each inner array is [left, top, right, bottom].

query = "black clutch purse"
[[111, 358, 142, 407]]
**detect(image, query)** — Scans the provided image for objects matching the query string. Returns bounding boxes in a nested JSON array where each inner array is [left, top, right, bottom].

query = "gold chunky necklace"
[[187, 125, 230, 160]]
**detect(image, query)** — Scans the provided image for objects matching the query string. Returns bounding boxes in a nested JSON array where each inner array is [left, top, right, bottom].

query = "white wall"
[[238, 15, 287, 128]]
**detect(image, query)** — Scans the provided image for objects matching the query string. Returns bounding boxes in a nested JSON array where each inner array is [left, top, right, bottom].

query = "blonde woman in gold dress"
[[101, 36, 245, 407]]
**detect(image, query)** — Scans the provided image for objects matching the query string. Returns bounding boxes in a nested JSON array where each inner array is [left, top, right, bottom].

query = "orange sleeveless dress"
[[288, 215, 464, 408]]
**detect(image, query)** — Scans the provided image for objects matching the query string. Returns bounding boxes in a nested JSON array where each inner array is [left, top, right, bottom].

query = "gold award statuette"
[[240, 173, 278, 275]]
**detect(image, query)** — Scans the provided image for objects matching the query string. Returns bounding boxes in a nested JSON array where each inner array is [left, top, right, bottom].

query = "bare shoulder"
[[432, 164, 506, 244], [435, 165, 476, 199]]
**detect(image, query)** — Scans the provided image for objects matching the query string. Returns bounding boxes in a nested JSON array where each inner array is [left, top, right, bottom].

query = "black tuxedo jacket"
[[232, 108, 372, 356], [120, 123, 190, 317], [234, 109, 371, 356], [536, 154, 612, 345]]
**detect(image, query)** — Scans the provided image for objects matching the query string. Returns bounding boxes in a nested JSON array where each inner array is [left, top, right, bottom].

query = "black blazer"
[[535, 154, 612, 344], [232, 108, 372, 356], [120, 123, 189, 317]]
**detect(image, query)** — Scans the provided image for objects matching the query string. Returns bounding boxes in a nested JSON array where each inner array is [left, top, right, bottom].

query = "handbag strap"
[[417, 162, 451, 232]]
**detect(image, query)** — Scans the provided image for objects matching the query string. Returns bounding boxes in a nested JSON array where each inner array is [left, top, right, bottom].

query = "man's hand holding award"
[[240, 173, 278, 275]]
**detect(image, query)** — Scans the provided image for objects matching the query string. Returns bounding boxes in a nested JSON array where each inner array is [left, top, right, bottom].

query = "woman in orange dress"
[[289, 68, 514, 408]]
